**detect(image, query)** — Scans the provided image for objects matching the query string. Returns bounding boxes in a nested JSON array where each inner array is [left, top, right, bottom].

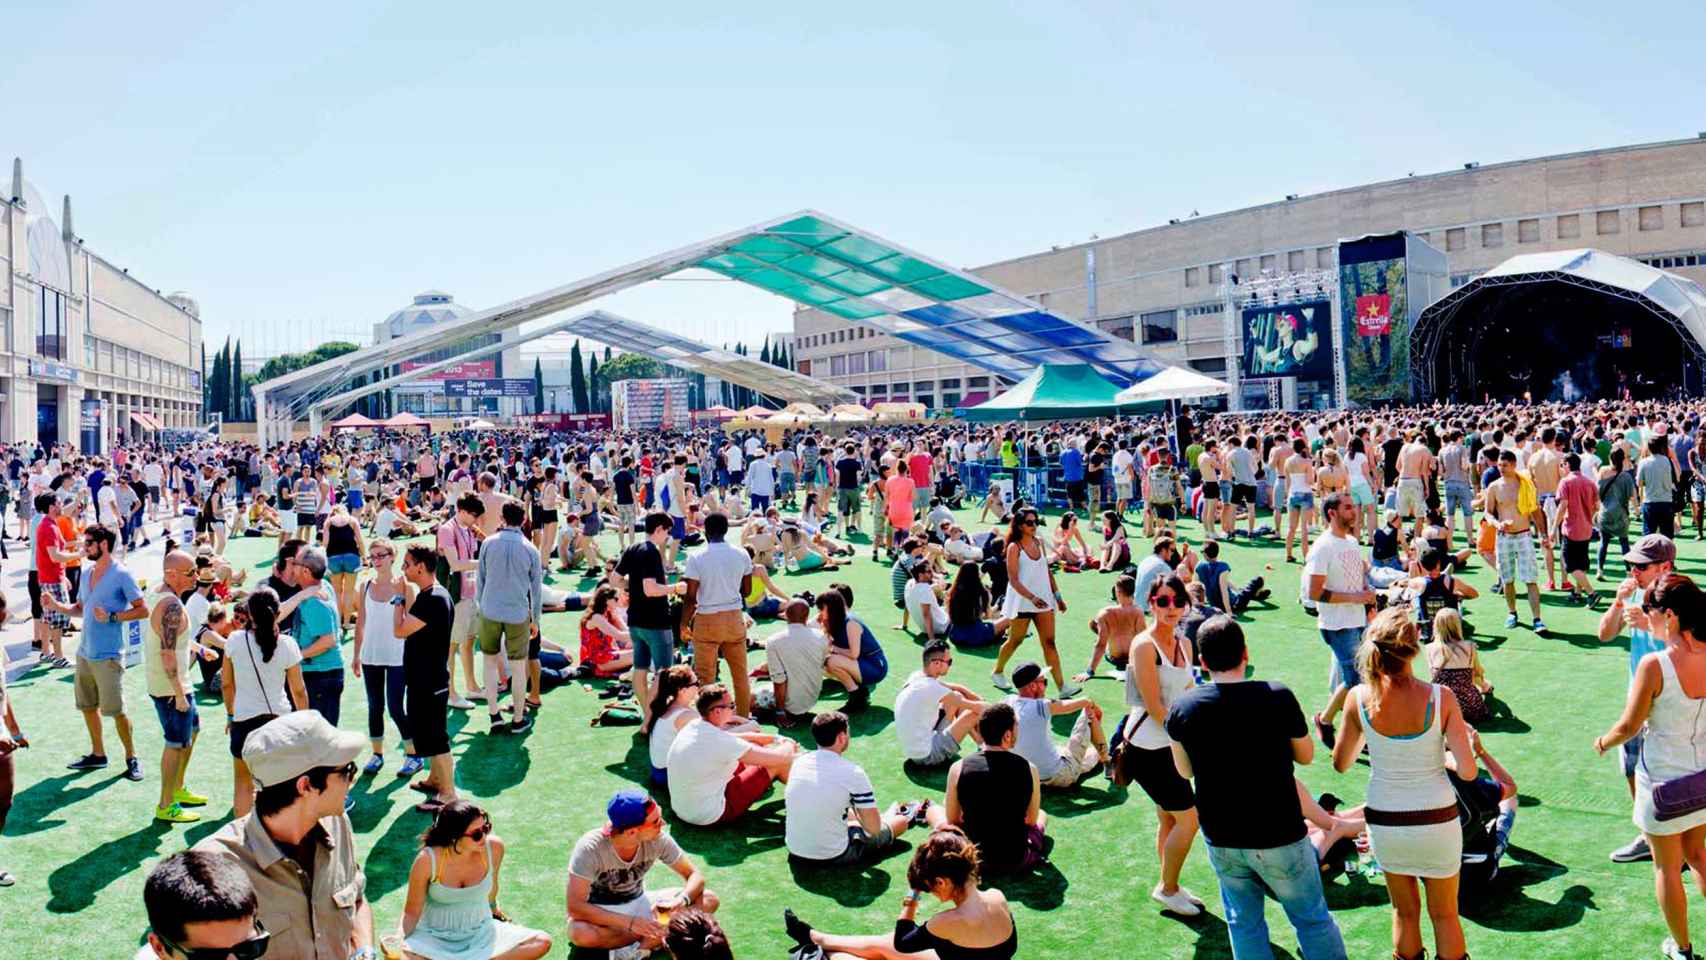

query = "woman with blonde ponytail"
[[1333, 606, 1476, 960]]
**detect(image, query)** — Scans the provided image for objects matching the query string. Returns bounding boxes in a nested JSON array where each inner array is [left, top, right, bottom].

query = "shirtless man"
[[1395, 429, 1436, 540], [475, 471, 513, 539], [1075, 576, 1147, 683], [1526, 428, 1563, 591], [1197, 440, 1224, 544], [1486, 449, 1546, 633], [1267, 434, 1292, 534]]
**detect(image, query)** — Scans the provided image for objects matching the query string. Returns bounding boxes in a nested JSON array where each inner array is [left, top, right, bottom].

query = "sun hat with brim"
[[242, 712, 365, 788]]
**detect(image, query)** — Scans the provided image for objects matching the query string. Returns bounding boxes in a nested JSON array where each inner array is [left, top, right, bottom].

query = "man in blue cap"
[[567, 789, 720, 959]]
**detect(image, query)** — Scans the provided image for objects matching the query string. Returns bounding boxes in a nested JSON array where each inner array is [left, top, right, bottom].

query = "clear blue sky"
[[6, 0, 1703, 360]]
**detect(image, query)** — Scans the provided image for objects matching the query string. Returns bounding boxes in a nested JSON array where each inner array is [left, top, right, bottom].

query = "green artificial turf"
[[0, 505, 1690, 958]]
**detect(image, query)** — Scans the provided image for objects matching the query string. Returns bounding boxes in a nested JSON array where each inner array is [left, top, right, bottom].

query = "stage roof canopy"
[[256, 210, 1166, 442]]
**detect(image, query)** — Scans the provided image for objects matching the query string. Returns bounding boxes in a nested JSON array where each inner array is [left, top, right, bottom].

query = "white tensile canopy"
[[1114, 365, 1232, 404]]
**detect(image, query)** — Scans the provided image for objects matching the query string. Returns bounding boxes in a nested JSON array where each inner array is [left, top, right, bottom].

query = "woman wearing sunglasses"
[[397, 800, 553, 960], [992, 509, 1074, 698], [353, 539, 418, 780], [1120, 574, 1205, 917]]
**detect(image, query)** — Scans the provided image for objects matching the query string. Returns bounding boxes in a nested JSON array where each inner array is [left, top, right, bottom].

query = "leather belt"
[[1364, 804, 1459, 827]]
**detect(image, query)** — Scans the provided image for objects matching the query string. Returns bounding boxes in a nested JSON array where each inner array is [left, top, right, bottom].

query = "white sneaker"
[[1057, 683, 1083, 699], [447, 695, 475, 710], [1151, 883, 1203, 916], [610, 943, 649, 960], [991, 671, 1014, 692]]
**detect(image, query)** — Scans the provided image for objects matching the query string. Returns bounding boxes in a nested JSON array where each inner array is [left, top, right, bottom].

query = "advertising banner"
[[445, 378, 532, 398], [1241, 299, 1332, 380], [1339, 233, 1410, 405], [402, 359, 496, 382], [79, 399, 102, 456]]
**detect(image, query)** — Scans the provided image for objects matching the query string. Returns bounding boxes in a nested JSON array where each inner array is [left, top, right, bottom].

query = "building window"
[[1482, 223, 1503, 248], [1316, 247, 1333, 269], [796, 359, 811, 376], [830, 354, 847, 376], [1207, 264, 1223, 284], [1184, 303, 1223, 317], [1188, 357, 1227, 375], [1518, 218, 1540, 243], [1140, 309, 1178, 344], [1445, 228, 1466, 252], [939, 378, 962, 389], [1097, 314, 1134, 340], [968, 376, 990, 388], [1184, 267, 1199, 288], [1287, 250, 1305, 272], [851, 385, 866, 395], [891, 382, 909, 395], [868, 349, 886, 372], [914, 381, 933, 393], [1558, 214, 1581, 239], [1234, 258, 1253, 280], [1683, 202, 1706, 228], [1259, 254, 1277, 272], [848, 351, 866, 374], [1597, 210, 1621, 235], [36, 287, 66, 359], [1640, 205, 1664, 231], [942, 393, 961, 408]]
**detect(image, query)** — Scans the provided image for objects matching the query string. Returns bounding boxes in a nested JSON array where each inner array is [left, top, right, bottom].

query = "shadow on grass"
[[788, 847, 902, 906], [669, 797, 787, 868], [602, 731, 655, 789], [1161, 908, 1299, 960], [454, 725, 533, 796], [845, 705, 894, 738], [902, 760, 950, 793], [1321, 865, 1396, 910], [986, 860, 1068, 910], [10, 771, 129, 837], [48, 820, 174, 912], [1461, 844, 1593, 932], [1041, 782, 1126, 819], [363, 799, 438, 902], [1473, 696, 1530, 734]]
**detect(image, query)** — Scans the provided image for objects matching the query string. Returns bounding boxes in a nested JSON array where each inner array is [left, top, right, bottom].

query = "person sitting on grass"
[[889, 538, 927, 631], [663, 909, 734, 960], [1100, 510, 1133, 573], [784, 827, 1017, 960], [780, 523, 845, 573], [756, 599, 830, 728], [945, 561, 1007, 650], [978, 479, 1011, 526], [1076, 575, 1147, 683], [556, 512, 608, 574], [1194, 540, 1268, 615], [904, 564, 951, 643], [665, 683, 801, 826], [1006, 660, 1110, 789], [396, 800, 553, 960], [785, 711, 947, 869], [1426, 608, 1491, 724], [578, 585, 633, 678], [568, 789, 720, 960], [818, 589, 888, 713], [894, 640, 987, 768], [1050, 512, 1096, 571], [742, 546, 792, 619]]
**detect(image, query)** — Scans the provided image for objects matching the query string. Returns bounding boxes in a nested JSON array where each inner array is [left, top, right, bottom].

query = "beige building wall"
[[793, 137, 1706, 404]]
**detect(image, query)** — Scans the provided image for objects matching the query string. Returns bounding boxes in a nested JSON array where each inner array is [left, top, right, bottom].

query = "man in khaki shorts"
[[46, 522, 148, 781], [682, 513, 755, 717], [475, 502, 543, 735]]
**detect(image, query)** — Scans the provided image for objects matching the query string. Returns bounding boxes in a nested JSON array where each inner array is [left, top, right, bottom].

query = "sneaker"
[[447, 695, 475, 710], [1612, 835, 1654, 863], [510, 716, 534, 735], [173, 787, 208, 807], [397, 756, 426, 779], [1533, 618, 1547, 636], [0, 870, 14, 887], [1150, 883, 1203, 916], [845, 687, 870, 712], [155, 803, 200, 823], [609, 943, 648, 960], [1663, 937, 1698, 960], [991, 671, 1014, 692], [362, 754, 385, 776], [123, 757, 145, 782], [66, 753, 108, 771], [1058, 683, 1083, 699], [489, 713, 509, 733], [1314, 713, 1337, 750], [1504, 613, 1519, 629]]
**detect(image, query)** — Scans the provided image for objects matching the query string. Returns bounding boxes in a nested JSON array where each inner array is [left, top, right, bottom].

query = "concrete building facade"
[[1, 159, 204, 450], [792, 137, 1706, 407]]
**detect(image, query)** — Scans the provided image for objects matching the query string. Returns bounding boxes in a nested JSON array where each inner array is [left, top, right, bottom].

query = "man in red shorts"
[[663, 683, 799, 826]]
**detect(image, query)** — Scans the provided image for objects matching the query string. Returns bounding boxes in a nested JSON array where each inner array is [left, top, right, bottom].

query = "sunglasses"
[[1151, 594, 1185, 609], [1022, 518, 1038, 527], [155, 921, 270, 960], [335, 760, 358, 782], [711, 700, 735, 712], [370, 551, 392, 560], [466, 820, 492, 843]]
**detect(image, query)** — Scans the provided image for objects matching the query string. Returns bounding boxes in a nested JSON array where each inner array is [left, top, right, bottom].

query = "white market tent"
[[1114, 365, 1231, 405], [254, 209, 1164, 447]]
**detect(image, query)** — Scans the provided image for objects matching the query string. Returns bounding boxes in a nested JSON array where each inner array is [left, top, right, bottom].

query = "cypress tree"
[[569, 340, 588, 413]]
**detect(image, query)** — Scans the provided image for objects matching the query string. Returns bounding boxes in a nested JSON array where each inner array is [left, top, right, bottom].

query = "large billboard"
[[445, 378, 532, 398], [1339, 233, 1410, 405], [401, 359, 496, 382], [1241, 299, 1332, 380]]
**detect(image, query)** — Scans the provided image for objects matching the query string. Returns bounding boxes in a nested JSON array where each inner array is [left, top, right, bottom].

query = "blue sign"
[[30, 358, 79, 382], [445, 378, 532, 398]]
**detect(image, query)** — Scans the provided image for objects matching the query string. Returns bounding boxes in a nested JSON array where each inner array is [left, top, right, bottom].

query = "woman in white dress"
[[1333, 606, 1475, 960], [1596, 574, 1706, 960], [991, 508, 1073, 697]]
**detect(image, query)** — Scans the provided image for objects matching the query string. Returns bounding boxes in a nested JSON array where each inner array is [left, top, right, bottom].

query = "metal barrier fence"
[[957, 460, 1113, 509]]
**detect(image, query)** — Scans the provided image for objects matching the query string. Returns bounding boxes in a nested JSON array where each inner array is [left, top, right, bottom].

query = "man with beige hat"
[[193, 711, 376, 960]]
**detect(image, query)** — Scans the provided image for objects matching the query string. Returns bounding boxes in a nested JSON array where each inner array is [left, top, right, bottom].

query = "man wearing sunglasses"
[[140, 850, 268, 960], [1597, 533, 1677, 865], [193, 711, 374, 960]]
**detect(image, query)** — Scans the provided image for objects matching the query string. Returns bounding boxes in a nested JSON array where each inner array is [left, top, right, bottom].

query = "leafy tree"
[[255, 341, 362, 381], [569, 340, 588, 414]]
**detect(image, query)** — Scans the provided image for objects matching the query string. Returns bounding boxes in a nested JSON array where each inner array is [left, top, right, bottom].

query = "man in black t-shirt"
[[613, 456, 637, 551], [834, 445, 863, 528], [1166, 616, 1346, 960], [618, 512, 687, 728], [396, 543, 458, 814]]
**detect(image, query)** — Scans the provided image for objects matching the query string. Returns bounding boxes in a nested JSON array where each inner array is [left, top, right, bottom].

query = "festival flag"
[[1355, 293, 1392, 336]]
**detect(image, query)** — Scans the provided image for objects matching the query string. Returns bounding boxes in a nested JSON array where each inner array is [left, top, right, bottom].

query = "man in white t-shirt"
[[1303, 492, 1376, 748], [785, 711, 944, 866], [665, 683, 800, 826], [894, 640, 987, 767], [682, 513, 755, 718], [902, 565, 951, 642], [1006, 661, 1109, 788], [97, 480, 123, 533], [746, 449, 776, 512], [1112, 444, 1137, 514], [758, 599, 829, 723], [722, 442, 744, 493]]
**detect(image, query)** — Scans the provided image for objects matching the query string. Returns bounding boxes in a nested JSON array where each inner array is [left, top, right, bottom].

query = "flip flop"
[[414, 799, 445, 814]]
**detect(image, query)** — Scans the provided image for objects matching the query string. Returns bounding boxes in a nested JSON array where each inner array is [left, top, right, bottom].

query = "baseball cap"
[[607, 789, 655, 831], [241, 712, 365, 788], [1011, 661, 1045, 688], [1626, 534, 1677, 566]]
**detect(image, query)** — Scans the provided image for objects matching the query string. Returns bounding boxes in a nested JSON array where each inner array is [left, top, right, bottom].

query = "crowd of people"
[[2, 397, 1706, 959]]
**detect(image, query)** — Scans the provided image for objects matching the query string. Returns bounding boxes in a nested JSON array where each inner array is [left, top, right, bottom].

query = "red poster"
[[1355, 293, 1392, 336]]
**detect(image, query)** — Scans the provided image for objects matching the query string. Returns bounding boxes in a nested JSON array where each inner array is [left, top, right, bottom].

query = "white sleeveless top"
[[1001, 540, 1055, 617], [650, 704, 692, 770], [1359, 684, 1454, 814], [359, 582, 404, 667], [1641, 652, 1706, 783], [1125, 633, 1196, 750]]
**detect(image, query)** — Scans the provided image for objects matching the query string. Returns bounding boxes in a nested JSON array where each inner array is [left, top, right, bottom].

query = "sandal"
[[414, 799, 445, 814]]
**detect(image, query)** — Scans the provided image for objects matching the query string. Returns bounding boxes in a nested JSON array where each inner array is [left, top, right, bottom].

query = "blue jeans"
[[362, 663, 411, 747], [1644, 501, 1676, 537], [1319, 627, 1363, 691], [302, 669, 344, 727], [1443, 479, 1473, 520], [1205, 838, 1347, 960]]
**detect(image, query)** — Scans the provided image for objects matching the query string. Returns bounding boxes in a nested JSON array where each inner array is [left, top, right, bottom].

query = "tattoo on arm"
[[159, 598, 186, 652]]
